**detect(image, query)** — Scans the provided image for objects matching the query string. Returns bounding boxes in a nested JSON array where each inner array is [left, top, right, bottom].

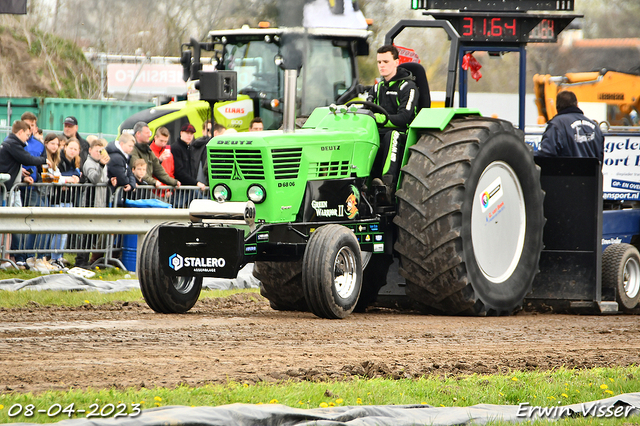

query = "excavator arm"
[[534, 70, 640, 126]]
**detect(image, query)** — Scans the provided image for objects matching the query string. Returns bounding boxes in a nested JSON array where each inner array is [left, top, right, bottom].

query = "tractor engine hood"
[[205, 107, 380, 224]]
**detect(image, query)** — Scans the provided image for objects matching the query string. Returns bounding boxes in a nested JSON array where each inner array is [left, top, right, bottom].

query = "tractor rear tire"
[[602, 243, 640, 312], [302, 224, 363, 319], [394, 116, 545, 315], [139, 222, 203, 313], [254, 260, 308, 311]]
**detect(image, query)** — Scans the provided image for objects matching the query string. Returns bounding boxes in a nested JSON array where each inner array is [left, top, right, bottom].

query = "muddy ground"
[[1, 293, 639, 394]]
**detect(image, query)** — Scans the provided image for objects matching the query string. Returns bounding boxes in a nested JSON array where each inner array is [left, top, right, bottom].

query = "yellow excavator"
[[534, 69, 640, 126]]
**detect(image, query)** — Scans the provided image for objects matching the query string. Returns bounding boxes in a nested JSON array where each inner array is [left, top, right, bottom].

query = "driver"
[[367, 45, 419, 202]]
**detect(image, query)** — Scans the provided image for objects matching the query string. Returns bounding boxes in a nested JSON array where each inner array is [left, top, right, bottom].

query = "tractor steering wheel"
[[346, 101, 390, 126]]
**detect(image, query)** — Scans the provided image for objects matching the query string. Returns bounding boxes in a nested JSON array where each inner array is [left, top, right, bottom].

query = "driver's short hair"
[[377, 45, 399, 60]]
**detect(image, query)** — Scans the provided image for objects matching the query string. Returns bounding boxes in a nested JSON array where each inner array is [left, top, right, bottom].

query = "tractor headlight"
[[247, 184, 266, 204], [212, 184, 231, 202]]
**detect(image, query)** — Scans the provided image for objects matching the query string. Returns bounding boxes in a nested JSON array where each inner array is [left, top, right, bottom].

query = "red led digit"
[[462, 17, 473, 36], [491, 18, 503, 37], [504, 18, 516, 36]]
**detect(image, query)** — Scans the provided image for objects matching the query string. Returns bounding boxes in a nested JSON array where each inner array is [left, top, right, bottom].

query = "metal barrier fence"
[[0, 182, 206, 271]]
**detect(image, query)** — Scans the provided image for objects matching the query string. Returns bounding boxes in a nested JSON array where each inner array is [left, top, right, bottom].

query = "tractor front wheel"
[[139, 222, 203, 313], [302, 224, 363, 319]]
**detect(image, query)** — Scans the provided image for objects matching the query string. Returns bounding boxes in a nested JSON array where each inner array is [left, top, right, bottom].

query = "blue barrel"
[[122, 234, 138, 272]]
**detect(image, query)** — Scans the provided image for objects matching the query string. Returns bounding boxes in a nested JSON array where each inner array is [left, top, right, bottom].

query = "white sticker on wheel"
[[480, 176, 504, 213]]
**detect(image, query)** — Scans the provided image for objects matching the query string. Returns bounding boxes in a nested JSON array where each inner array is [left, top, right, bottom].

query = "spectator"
[[48, 138, 83, 267], [62, 116, 89, 167], [172, 123, 207, 191], [149, 126, 175, 178], [75, 138, 110, 268], [191, 120, 211, 179], [21, 112, 44, 185], [82, 138, 110, 207], [58, 133, 67, 154], [132, 159, 151, 187], [197, 122, 226, 186], [213, 123, 226, 137], [0, 120, 49, 267], [18, 112, 47, 261], [107, 133, 137, 207], [249, 117, 264, 131], [129, 121, 180, 188]]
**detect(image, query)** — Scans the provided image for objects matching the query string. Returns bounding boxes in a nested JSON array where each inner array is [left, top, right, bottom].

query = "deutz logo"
[[232, 161, 242, 180]]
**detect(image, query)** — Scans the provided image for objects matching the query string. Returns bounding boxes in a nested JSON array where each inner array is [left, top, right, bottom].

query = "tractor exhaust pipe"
[[283, 69, 297, 133]]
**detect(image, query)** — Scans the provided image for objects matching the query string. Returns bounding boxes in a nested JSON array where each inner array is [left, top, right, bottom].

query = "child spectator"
[[107, 133, 137, 207], [132, 159, 150, 186], [83, 138, 110, 207]]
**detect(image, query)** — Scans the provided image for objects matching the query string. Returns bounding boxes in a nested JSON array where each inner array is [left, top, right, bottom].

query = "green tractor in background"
[[137, 0, 579, 318]]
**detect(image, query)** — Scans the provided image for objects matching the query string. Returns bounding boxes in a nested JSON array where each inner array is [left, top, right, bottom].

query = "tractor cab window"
[[224, 40, 281, 99], [299, 39, 354, 116]]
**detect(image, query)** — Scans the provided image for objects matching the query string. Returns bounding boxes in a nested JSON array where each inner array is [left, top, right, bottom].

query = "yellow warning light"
[[259, 21, 270, 28], [366, 19, 374, 26]]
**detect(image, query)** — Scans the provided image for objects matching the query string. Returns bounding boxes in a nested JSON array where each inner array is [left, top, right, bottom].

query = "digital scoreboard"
[[430, 12, 576, 43], [411, 0, 579, 43]]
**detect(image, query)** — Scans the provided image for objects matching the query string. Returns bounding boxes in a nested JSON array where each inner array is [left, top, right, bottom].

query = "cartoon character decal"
[[346, 185, 359, 219]]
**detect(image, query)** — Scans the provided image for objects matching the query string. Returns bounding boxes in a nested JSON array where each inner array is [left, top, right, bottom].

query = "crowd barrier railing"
[[0, 182, 205, 271]]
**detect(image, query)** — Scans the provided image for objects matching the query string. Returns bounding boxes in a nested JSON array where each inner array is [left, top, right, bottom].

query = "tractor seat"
[[398, 62, 431, 111]]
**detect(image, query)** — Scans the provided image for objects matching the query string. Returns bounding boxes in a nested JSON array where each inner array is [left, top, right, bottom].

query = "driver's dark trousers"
[[374, 128, 407, 192]]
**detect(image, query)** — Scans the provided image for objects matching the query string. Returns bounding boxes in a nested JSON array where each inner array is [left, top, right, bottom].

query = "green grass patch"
[[0, 288, 259, 309], [0, 367, 637, 424]]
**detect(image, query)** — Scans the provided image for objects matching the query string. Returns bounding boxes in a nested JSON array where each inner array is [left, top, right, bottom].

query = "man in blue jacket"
[[0, 120, 50, 264], [0, 120, 49, 197], [538, 91, 604, 162]]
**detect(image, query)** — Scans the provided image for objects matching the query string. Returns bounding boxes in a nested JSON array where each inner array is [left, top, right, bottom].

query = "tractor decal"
[[346, 186, 360, 219]]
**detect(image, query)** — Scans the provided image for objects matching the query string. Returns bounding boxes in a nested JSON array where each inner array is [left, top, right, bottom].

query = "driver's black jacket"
[[367, 67, 419, 130]]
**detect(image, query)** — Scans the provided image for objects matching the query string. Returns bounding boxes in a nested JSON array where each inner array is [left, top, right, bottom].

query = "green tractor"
[[137, 5, 577, 318]]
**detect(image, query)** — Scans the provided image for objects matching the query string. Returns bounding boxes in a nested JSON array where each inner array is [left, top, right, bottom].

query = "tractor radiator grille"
[[271, 148, 302, 180], [209, 149, 265, 180], [309, 161, 350, 178]]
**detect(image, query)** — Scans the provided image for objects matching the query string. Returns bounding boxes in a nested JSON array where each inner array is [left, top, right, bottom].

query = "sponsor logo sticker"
[[480, 176, 504, 213]]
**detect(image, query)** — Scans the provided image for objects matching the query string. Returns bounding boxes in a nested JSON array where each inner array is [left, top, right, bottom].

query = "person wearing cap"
[[129, 121, 180, 188], [171, 123, 207, 191], [62, 116, 89, 166]]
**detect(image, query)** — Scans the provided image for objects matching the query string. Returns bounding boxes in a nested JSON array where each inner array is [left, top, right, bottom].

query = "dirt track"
[[1, 294, 640, 394]]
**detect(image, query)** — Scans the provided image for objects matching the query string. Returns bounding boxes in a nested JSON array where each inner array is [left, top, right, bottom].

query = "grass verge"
[[0, 288, 259, 309], [0, 367, 637, 424]]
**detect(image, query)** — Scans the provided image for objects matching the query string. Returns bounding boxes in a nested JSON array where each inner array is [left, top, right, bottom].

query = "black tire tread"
[[253, 260, 308, 311], [394, 116, 544, 315], [602, 243, 640, 312]]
